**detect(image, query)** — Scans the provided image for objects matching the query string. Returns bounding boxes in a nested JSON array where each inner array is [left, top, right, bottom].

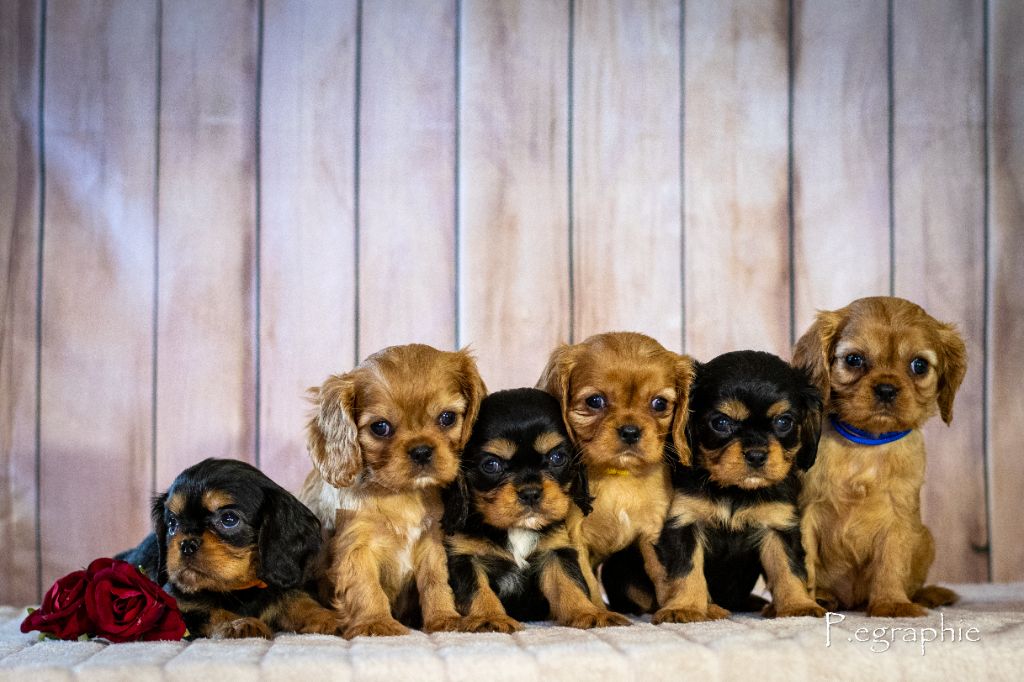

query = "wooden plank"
[[359, 0, 457, 354], [892, 0, 987, 582], [683, 0, 790, 359], [572, 0, 682, 348], [156, 0, 259, 487], [39, 0, 157, 583], [459, 0, 570, 390], [259, 0, 357, 493], [791, 0, 889, 335], [988, 0, 1024, 582], [0, 0, 40, 605]]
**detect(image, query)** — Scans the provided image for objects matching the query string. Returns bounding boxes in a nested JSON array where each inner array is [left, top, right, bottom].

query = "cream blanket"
[[2, 583, 1022, 681]]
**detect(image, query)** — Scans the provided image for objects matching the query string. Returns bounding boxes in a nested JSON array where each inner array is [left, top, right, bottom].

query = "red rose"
[[84, 558, 186, 642], [20, 569, 92, 639]]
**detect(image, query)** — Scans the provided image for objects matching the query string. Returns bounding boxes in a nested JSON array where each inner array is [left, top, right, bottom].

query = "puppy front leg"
[[331, 542, 409, 638], [539, 548, 630, 629], [414, 527, 463, 632], [759, 527, 825, 618], [866, 527, 928, 618], [270, 590, 346, 635], [643, 525, 725, 623], [448, 553, 521, 633], [204, 607, 274, 639]]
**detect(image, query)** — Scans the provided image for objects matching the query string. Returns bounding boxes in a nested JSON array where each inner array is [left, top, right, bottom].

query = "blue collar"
[[829, 415, 912, 446]]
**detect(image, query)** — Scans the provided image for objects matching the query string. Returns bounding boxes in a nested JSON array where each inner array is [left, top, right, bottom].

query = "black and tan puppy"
[[119, 458, 342, 638], [603, 351, 825, 622], [443, 388, 630, 632]]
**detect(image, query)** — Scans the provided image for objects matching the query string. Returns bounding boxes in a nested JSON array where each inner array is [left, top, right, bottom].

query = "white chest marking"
[[618, 509, 631, 528], [395, 523, 423, 576], [507, 529, 540, 569]]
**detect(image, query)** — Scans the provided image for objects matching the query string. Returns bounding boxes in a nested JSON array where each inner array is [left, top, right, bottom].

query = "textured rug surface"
[[2, 583, 1022, 681]]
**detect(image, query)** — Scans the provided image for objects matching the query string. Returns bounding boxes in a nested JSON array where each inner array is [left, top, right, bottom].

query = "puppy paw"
[[210, 617, 274, 639], [462, 614, 522, 633], [653, 607, 713, 624], [913, 585, 958, 608], [867, 600, 927, 618], [422, 613, 464, 633], [769, 602, 827, 618], [706, 603, 731, 620], [344, 618, 410, 638], [295, 611, 347, 636], [560, 610, 632, 629]]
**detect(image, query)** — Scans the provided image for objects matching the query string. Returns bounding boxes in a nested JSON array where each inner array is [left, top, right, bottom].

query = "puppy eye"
[[219, 511, 240, 529], [547, 448, 568, 468], [585, 394, 607, 410], [651, 396, 669, 413], [166, 516, 178, 536], [773, 415, 794, 435], [438, 411, 456, 428], [370, 420, 393, 437], [710, 415, 734, 434], [845, 353, 865, 368], [910, 357, 929, 375], [480, 456, 504, 475]]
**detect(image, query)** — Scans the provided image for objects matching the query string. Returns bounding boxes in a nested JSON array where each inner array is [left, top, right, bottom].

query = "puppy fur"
[[300, 344, 486, 637], [442, 388, 631, 632], [118, 458, 342, 639], [602, 351, 825, 622], [537, 332, 695, 610], [794, 296, 965, 617]]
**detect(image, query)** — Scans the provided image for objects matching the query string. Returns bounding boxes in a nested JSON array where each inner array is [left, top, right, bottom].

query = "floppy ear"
[[795, 369, 824, 471], [150, 492, 169, 587], [537, 343, 580, 442], [441, 473, 470, 534], [670, 354, 696, 466], [306, 373, 362, 488], [455, 347, 488, 449], [257, 486, 322, 589], [569, 452, 593, 516], [935, 322, 967, 425], [792, 309, 844, 403]]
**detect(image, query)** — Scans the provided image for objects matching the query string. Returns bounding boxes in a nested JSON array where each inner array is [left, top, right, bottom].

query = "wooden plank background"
[[1, 0, 1020, 602]]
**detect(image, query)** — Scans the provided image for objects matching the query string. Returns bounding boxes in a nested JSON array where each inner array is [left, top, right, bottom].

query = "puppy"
[[300, 343, 486, 637], [793, 296, 965, 617], [442, 388, 630, 632], [538, 332, 695, 612], [602, 351, 825, 621], [118, 458, 342, 639]]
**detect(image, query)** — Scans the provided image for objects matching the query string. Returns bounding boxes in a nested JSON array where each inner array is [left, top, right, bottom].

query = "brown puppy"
[[538, 332, 694, 610], [300, 344, 486, 637], [793, 296, 965, 617]]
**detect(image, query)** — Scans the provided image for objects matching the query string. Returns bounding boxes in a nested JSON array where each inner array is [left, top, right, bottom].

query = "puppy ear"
[[569, 453, 593, 516], [670, 354, 696, 467], [257, 486, 322, 589], [150, 492, 169, 586], [537, 343, 579, 441], [935, 322, 967, 425], [306, 373, 362, 488], [793, 309, 844, 403], [795, 369, 824, 471], [455, 347, 488, 449], [441, 473, 470, 534]]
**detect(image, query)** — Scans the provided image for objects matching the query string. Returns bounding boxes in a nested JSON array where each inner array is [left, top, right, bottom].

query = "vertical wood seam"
[[786, 0, 796, 348], [254, 0, 264, 468], [151, 0, 163, 496], [887, 0, 895, 295], [981, 0, 993, 579], [353, 0, 363, 366], [454, 0, 462, 350], [567, 0, 575, 345], [679, 0, 686, 353], [33, 0, 47, 602]]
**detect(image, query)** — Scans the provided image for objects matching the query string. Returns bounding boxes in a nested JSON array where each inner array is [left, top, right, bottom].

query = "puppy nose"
[[744, 450, 768, 468], [408, 445, 434, 465], [180, 538, 200, 556], [618, 425, 642, 445], [517, 486, 542, 507], [874, 383, 899, 403]]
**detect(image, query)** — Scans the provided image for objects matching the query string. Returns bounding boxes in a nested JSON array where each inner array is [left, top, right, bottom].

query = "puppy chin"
[[513, 514, 550, 531], [413, 474, 442, 489], [168, 566, 211, 593]]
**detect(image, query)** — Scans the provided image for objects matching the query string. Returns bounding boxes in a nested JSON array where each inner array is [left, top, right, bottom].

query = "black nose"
[[180, 538, 200, 556], [874, 383, 899, 403], [408, 445, 434, 465], [744, 450, 768, 468], [517, 486, 542, 507], [618, 425, 642, 445]]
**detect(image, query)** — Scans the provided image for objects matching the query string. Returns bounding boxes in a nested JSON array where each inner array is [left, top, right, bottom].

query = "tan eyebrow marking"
[[767, 400, 792, 418], [166, 492, 186, 516], [202, 490, 235, 512], [481, 438, 517, 459], [534, 431, 565, 454], [717, 399, 750, 421]]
